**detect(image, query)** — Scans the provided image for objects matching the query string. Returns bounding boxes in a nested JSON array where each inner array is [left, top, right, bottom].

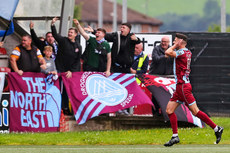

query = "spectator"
[[85, 23, 140, 115], [0, 42, 3, 48], [73, 19, 111, 77], [85, 23, 141, 73], [41, 46, 57, 75], [51, 17, 82, 75], [30, 21, 58, 60], [130, 43, 149, 75], [51, 17, 82, 115], [149, 36, 173, 116], [149, 36, 173, 75], [10, 34, 46, 76]]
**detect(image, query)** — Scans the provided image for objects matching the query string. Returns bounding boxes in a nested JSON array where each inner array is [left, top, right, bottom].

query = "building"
[[0, 0, 163, 58], [75, 0, 163, 33]]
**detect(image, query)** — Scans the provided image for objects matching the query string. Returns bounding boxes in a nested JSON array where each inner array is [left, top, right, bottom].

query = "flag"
[[62, 72, 153, 124], [0, 0, 19, 21], [0, 21, 14, 37], [138, 74, 205, 128], [8, 72, 62, 132]]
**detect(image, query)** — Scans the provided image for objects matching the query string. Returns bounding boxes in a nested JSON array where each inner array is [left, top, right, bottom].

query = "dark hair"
[[69, 27, 78, 33], [121, 23, 132, 30], [45, 32, 52, 37], [96, 28, 106, 34], [38, 36, 45, 40], [22, 34, 32, 40], [176, 33, 188, 43]]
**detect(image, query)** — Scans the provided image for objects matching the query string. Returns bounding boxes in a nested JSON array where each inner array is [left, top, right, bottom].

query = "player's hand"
[[84, 26, 94, 33], [65, 71, 72, 78], [174, 39, 183, 48], [29, 21, 34, 29]]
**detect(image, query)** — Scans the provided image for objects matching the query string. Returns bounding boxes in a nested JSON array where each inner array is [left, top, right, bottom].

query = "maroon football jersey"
[[173, 48, 192, 84]]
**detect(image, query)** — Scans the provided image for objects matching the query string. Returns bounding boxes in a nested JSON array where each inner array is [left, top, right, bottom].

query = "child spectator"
[[41, 46, 57, 75]]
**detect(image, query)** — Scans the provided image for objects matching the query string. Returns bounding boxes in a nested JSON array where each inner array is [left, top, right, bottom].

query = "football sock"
[[172, 134, 178, 137], [168, 112, 178, 134], [214, 126, 218, 132], [196, 111, 216, 129]]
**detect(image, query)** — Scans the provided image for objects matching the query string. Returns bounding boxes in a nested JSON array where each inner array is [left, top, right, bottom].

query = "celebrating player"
[[164, 33, 223, 147]]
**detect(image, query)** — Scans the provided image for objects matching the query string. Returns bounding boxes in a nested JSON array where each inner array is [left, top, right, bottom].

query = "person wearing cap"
[[85, 23, 141, 73], [163, 33, 223, 147], [73, 19, 111, 77]]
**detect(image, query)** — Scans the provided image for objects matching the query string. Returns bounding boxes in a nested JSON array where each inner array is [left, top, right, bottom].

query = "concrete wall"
[[0, 23, 21, 67]]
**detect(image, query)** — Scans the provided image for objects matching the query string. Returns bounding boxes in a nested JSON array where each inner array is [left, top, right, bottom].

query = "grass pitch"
[[0, 117, 229, 153]]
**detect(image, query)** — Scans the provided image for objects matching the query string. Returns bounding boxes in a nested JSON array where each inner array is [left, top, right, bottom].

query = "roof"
[[75, 0, 163, 26]]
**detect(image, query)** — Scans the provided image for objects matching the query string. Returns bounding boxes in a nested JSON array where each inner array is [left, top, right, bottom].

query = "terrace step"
[[62, 115, 197, 132]]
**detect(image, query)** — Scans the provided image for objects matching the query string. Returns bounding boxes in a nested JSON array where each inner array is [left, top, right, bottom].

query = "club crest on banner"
[[86, 74, 128, 106], [62, 72, 153, 124]]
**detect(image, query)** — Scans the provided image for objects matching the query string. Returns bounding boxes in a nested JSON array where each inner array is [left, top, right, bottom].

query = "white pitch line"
[[0, 147, 229, 150]]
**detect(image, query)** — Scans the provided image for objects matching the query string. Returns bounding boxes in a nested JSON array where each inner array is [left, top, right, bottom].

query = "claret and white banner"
[[62, 72, 153, 124], [8, 72, 61, 132]]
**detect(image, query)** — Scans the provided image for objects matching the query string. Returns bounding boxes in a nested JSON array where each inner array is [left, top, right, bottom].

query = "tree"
[[73, 3, 83, 20], [203, 0, 220, 20], [207, 24, 230, 32], [158, 0, 224, 32]]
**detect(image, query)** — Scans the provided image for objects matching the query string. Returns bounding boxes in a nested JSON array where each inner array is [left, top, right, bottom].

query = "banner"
[[0, 72, 5, 100], [62, 72, 153, 124], [0, 0, 19, 21], [138, 74, 205, 128], [8, 72, 61, 132], [0, 93, 10, 133]]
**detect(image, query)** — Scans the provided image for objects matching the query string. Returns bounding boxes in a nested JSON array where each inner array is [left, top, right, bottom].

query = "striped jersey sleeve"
[[10, 46, 21, 60], [11, 47, 43, 60], [176, 49, 185, 58], [36, 48, 43, 58]]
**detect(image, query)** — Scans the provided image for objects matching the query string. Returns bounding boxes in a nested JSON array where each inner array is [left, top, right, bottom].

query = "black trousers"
[[59, 77, 69, 111], [112, 65, 131, 73]]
